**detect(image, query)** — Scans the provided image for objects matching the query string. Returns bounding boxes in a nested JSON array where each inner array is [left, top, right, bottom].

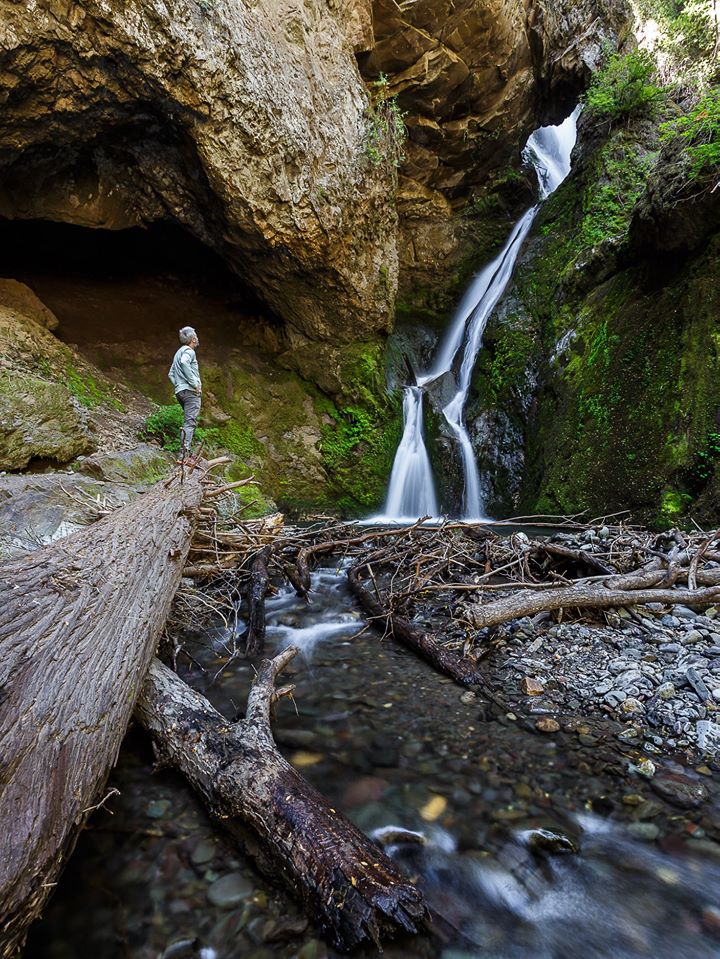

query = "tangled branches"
[[170, 507, 720, 685]]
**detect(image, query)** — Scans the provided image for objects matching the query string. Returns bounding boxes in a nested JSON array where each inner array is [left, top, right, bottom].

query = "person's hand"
[[196, 386, 202, 394]]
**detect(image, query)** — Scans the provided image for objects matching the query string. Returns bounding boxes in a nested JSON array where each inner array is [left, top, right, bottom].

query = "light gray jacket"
[[168, 345, 201, 393]]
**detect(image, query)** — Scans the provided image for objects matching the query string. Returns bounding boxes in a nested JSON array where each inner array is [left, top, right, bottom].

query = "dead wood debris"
[[172, 509, 720, 685]]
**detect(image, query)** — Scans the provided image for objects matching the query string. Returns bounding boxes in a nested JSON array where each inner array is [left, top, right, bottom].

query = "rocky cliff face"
[[0, 0, 396, 378], [0, 0, 632, 366], [359, 0, 632, 310], [465, 108, 720, 526]]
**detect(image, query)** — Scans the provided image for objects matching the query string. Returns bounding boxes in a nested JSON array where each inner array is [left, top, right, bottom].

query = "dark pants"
[[176, 389, 202, 451]]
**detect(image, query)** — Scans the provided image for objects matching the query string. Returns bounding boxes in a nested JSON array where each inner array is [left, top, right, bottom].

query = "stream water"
[[381, 109, 579, 522], [27, 561, 720, 959]]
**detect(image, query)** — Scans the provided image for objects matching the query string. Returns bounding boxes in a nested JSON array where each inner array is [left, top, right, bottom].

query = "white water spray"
[[379, 107, 579, 522]]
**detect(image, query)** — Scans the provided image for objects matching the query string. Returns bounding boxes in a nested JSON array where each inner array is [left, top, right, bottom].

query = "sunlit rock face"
[[0, 0, 395, 366], [0, 0, 632, 369], [358, 0, 633, 297]]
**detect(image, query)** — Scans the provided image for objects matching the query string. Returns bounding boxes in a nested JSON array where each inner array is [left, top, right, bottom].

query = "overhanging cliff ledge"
[[0, 0, 632, 372]]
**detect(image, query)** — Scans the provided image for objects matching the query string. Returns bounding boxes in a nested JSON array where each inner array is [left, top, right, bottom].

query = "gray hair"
[[179, 326, 197, 345]]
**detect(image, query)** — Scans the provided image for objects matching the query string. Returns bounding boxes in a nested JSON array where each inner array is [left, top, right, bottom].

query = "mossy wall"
[[472, 114, 720, 526], [182, 341, 401, 518]]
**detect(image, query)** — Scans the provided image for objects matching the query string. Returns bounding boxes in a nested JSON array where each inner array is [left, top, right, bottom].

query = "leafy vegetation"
[[660, 86, 720, 178], [365, 74, 406, 169], [635, 0, 719, 67], [584, 50, 665, 123], [65, 366, 123, 411], [141, 404, 220, 453]]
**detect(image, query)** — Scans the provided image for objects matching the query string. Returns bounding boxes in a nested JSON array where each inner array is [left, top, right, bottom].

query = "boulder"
[[0, 373, 95, 470]]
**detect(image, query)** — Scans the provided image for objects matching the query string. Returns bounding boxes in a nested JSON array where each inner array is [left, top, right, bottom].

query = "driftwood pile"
[[185, 515, 720, 689], [3, 472, 718, 958]]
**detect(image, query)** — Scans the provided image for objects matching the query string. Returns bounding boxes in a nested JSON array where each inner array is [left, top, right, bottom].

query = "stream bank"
[[25, 554, 720, 959]]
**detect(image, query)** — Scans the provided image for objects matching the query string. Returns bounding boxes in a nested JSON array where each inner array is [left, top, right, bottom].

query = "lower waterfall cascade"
[[379, 108, 580, 522]]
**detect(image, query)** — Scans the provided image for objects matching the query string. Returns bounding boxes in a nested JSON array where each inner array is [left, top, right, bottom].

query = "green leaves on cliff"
[[584, 51, 665, 124], [660, 86, 720, 179], [365, 74, 406, 169]]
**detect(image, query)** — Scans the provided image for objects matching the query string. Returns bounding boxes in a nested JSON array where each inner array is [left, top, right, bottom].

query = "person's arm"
[[179, 349, 201, 391]]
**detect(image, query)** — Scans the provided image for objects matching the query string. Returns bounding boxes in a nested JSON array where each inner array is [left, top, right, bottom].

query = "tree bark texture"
[[467, 584, 720, 629], [244, 545, 272, 656], [0, 473, 204, 957], [136, 652, 427, 951], [347, 564, 484, 687]]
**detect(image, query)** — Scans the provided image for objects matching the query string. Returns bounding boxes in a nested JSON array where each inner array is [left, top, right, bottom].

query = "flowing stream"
[[380, 109, 579, 522], [27, 560, 720, 959]]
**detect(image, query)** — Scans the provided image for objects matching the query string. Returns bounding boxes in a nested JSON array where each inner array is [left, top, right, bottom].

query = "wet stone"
[[673, 606, 698, 620], [650, 772, 709, 809], [535, 718, 560, 733], [190, 839, 216, 866], [207, 873, 255, 908], [145, 799, 171, 819], [521, 677, 545, 696], [627, 822, 660, 842]]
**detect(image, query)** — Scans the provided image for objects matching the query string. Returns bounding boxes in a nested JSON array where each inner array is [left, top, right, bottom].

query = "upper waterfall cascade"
[[377, 108, 580, 523]]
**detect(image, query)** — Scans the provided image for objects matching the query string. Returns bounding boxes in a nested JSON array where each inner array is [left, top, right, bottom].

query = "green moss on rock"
[[0, 373, 96, 470]]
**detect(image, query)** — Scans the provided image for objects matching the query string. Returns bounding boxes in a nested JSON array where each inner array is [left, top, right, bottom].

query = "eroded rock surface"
[[359, 0, 632, 302], [0, 0, 396, 367]]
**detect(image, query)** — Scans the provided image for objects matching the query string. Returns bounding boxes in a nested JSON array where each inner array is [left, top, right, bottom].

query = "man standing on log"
[[169, 326, 202, 460]]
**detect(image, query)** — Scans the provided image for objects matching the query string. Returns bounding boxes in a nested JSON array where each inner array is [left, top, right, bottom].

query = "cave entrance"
[[0, 218, 278, 402]]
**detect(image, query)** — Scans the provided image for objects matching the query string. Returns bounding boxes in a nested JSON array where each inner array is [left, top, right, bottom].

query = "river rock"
[[682, 630, 705, 645], [626, 822, 660, 842], [207, 873, 255, 909], [521, 677, 545, 696], [525, 827, 579, 856], [697, 720, 720, 755], [650, 772, 709, 809], [673, 606, 699, 620], [535, 717, 560, 733]]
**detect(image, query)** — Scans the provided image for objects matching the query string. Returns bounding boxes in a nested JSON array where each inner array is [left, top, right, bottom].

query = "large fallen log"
[[135, 649, 427, 950], [347, 563, 484, 687], [466, 583, 720, 629], [0, 471, 204, 958]]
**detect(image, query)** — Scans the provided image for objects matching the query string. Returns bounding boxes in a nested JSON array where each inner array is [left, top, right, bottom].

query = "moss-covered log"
[[0, 470, 203, 957]]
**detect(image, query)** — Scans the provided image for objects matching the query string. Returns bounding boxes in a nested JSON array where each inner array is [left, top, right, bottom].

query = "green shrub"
[[584, 51, 665, 123], [365, 73, 406, 169], [141, 404, 219, 453], [660, 87, 720, 178]]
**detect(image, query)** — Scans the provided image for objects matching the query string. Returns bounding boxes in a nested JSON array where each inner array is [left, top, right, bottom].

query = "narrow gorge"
[[3, 1, 720, 957]]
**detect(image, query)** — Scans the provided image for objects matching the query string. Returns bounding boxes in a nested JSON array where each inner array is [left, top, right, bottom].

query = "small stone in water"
[[521, 677, 545, 696], [657, 682, 676, 700], [207, 873, 254, 909], [145, 799, 171, 819], [290, 751, 324, 767], [191, 839, 216, 866], [627, 822, 660, 842], [535, 717, 560, 733], [622, 793, 643, 806], [650, 772, 709, 808], [701, 905, 720, 936], [459, 690, 476, 704], [420, 794, 447, 822], [635, 759, 656, 778]]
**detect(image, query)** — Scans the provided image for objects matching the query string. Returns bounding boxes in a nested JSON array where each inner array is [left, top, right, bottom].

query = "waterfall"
[[379, 107, 579, 522], [383, 387, 439, 520]]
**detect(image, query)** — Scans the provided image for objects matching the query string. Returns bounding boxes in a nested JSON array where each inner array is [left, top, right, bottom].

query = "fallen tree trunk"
[[244, 545, 272, 656], [347, 564, 484, 687], [466, 583, 720, 629], [0, 471, 204, 958], [135, 649, 427, 950]]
